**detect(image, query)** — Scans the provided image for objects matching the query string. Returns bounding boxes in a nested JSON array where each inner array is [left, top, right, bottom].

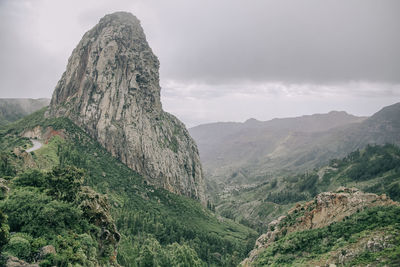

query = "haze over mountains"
[[190, 102, 400, 187], [0, 98, 49, 126]]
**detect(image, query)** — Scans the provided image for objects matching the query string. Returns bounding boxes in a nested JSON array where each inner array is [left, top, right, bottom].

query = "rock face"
[[241, 187, 398, 266], [6, 256, 38, 267], [48, 12, 205, 202]]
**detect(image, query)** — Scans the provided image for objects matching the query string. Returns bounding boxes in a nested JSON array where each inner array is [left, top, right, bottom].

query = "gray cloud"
[[150, 0, 400, 84], [0, 0, 399, 126], [161, 81, 400, 127]]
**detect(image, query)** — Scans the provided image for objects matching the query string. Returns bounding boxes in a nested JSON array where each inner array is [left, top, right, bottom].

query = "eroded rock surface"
[[48, 12, 205, 202], [242, 187, 398, 266]]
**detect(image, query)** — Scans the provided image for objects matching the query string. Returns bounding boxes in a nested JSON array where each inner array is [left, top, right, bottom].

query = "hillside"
[[241, 188, 400, 266], [0, 109, 257, 266], [190, 103, 399, 194], [190, 111, 367, 186], [215, 144, 400, 232], [0, 98, 49, 127]]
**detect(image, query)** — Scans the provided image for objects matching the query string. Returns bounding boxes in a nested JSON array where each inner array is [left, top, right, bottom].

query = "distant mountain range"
[[0, 98, 50, 126], [189, 102, 400, 188]]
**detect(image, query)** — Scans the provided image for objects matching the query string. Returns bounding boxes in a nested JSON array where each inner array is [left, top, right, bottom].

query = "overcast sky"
[[0, 0, 399, 127]]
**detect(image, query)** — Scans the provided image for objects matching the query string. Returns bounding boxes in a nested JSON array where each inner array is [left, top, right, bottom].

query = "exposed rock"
[[0, 178, 10, 199], [241, 188, 398, 266], [47, 12, 205, 202], [333, 232, 395, 265], [38, 245, 56, 259], [77, 186, 120, 259], [11, 147, 36, 169], [6, 256, 38, 267], [21, 126, 65, 143]]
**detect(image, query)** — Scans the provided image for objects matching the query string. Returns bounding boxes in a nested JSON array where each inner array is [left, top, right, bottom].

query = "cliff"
[[48, 12, 205, 202]]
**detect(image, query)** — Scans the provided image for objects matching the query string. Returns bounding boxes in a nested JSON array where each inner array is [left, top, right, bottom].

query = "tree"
[[47, 166, 84, 202], [14, 169, 46, 188], [167, 243, 203, 267], [0, 153, 16, 177], [0, 210, 9, 250]]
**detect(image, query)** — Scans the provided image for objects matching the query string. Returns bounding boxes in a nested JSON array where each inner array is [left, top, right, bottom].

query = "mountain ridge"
[[190, 102, 400, 190], [0, 98, 50, 127]]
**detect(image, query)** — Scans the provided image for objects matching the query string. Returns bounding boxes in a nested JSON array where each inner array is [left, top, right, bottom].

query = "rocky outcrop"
[[48, 12, 205, 202], [241, 187, 398, 266], [38, 245, 56, 259], [6, 256, 38, 267], [77, 186, 120, 262]]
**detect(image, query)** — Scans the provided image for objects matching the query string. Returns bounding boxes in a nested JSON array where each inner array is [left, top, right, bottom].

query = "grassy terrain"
[[0, 109, 257, 266]]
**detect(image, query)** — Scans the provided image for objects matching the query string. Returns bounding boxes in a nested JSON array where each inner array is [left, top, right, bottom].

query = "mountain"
[[0, 98, 50, 127], [216, 144, 400, 231], [190, 103, 400, 190], [241, 188, 400, 266], [0, 108, 256, 266], [47, 12, 204, 202], [0, 12, 259, 266]]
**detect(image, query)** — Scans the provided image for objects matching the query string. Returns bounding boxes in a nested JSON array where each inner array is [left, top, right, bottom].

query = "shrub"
[[0, 188, 86, 238], [4, 233, 31, 260], [13, 169, 47, 188]]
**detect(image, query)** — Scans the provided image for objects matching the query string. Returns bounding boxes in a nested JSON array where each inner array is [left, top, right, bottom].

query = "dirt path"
[[26, 139, 43, 152]]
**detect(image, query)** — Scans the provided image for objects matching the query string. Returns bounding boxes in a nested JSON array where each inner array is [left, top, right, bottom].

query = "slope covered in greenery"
[[0, 109, 257, 266], [0, 166, 119, 266], [216, 144, 400, 232], [251, 205, 400, 266]]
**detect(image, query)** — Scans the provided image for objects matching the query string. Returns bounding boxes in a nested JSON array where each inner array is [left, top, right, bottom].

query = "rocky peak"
[[50, 11, 161, 113], [48, 12, 205, 202]]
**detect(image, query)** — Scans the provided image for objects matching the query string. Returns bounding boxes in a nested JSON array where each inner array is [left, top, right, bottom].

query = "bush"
[[4, 233, 31, 260], [13, 169, 47, 188], [47, 166, 84, 202], [166, 243, 203, 267]]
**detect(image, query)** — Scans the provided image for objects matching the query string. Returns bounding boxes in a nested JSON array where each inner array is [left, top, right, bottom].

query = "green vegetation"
[[2, 107, 399, 266], [0, 109, 257, 266], [216, 144, 400, 232], [0, 166, 117, 266], [329, 144, 400, 201], [0, 210, 9, 250], [0, 98, 49, 127], [253, 205, 400, 266]]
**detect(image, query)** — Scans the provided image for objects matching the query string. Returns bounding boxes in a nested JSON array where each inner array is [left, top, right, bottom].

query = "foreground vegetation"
[[0, 109, 256, 266], [252, 205, 400, 266], [0, 167, 118, 266]]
